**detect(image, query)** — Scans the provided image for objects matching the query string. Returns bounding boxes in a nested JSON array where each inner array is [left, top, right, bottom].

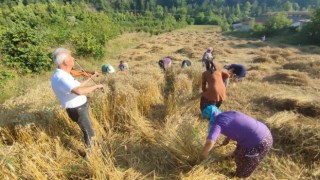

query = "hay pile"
[[257, 47, 294, 61], [269, 54, 287, 64], [222, 47, 234, 54], [265, 111, 320, 162], [253, 54, 286, 64], [258, 94, 320, 117], [283, 61, 320, 78], [172, 73, 194, 105], [179, 65, 203, 94], [213, 47, 227, 57], [246, 65, 272, 81], [263, 70, 310, 86], [130, 52, 151, 61], [253, 56, 273, 63], [0, 81, 59, 126], [135, 43, 151, 49], [267, 48, 294, 59], [148, 45, 164, 53], [247, 50, 264, 56], [176, 47, 194, 55]]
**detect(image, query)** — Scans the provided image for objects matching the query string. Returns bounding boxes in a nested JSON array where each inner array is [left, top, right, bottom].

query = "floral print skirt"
[[233, 131, 273, 178]]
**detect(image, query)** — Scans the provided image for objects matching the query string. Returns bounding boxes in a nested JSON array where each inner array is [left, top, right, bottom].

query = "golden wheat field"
[[0, 26, 319, 179]]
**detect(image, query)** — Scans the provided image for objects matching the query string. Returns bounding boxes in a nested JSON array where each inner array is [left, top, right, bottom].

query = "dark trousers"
[[200, 96, 223, 112], [66, 102, 95, 148]]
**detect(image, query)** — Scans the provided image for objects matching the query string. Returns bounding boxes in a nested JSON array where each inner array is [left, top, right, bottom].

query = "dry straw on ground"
[[176, 47, 194, 56], [252, 53, 288, 64], [259, 93, 320, 117], [283, 60, 320, 78], [131, 52, 151, 61], [1, 27, 319, 179], [135, 43, 151, 49], [263, 70, 310, 86], [213, 47, 228, 57], [222, 47, 235, 54], [269, 54, 287, 64], [247, 50, 264, 56], [246, 65, 272, 81], [148, 45, 164, 53], [265, 111, 320, 163], [253, 56, 273, 63]]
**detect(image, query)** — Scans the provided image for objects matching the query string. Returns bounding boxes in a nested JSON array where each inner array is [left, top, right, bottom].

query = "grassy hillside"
[[0, 25, 319, 179]]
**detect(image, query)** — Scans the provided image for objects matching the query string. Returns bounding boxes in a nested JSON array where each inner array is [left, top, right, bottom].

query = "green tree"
[[155, 5, 164, 18], [236, 3, 241, 16], [264, 13, 292, 35], [0, 23, 51, 73], [195, 12, 205, 24], [206, 11, 221, 25], [293, 3, 300, 11], [71, 32, 105, 59], [243, 1, 251, 16], [283, 1, 293, 11], [302, 8, 320, 44]]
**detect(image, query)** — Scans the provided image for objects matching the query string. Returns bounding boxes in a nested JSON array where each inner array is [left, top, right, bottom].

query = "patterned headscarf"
[[201, 105, 222, 124]]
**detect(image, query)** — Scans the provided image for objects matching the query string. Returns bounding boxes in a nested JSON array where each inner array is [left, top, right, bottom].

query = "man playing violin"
[[51, 47, 104, 148]]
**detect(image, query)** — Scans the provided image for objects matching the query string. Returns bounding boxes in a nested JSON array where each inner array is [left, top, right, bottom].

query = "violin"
[[70, 68, 95, 78]]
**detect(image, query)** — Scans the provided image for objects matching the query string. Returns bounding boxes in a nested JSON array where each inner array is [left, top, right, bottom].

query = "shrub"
[[264, 13, 292, 35], [71, 32, 105, 60], [0, 71, 15, 86], [0, 23, 51, 73]]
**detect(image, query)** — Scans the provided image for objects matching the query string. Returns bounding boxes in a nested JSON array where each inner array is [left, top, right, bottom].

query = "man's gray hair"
[[52, 48, 71, 66]]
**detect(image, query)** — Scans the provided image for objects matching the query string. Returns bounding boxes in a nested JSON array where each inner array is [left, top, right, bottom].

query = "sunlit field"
[[0, 26, 319, 179]]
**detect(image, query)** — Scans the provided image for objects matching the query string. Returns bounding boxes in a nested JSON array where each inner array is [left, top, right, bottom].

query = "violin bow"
[[74, 60, 99, 85]]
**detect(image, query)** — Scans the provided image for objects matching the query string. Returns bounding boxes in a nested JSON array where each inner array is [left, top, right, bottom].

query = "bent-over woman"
[[200, 105, 273, 178], [159, 57, 172, 71], [224, 64, 246, 81], [200, 61, 229, 111]]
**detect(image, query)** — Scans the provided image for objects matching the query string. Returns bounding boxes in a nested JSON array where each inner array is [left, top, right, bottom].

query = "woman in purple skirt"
[[200, 105, 273, 178]]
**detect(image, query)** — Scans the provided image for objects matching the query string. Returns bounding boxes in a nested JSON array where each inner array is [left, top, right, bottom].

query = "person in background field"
[[51, 48, 105, 148], [118, 60, 129, 71], [200, 105, 273, 178], [202, 47, 214, 65], [224, 64, 246, 81], [200, 60, 230, 111], [181, 59, 191, 68], [158, 57, 172, 71], [101, 64, 115, 74]]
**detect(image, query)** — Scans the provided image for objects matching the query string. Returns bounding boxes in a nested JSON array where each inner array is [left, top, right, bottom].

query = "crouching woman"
[[200, 105, 273, 178]]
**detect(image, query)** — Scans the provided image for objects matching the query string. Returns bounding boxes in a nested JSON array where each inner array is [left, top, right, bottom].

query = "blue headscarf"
[[202, 105, 222, 124]]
